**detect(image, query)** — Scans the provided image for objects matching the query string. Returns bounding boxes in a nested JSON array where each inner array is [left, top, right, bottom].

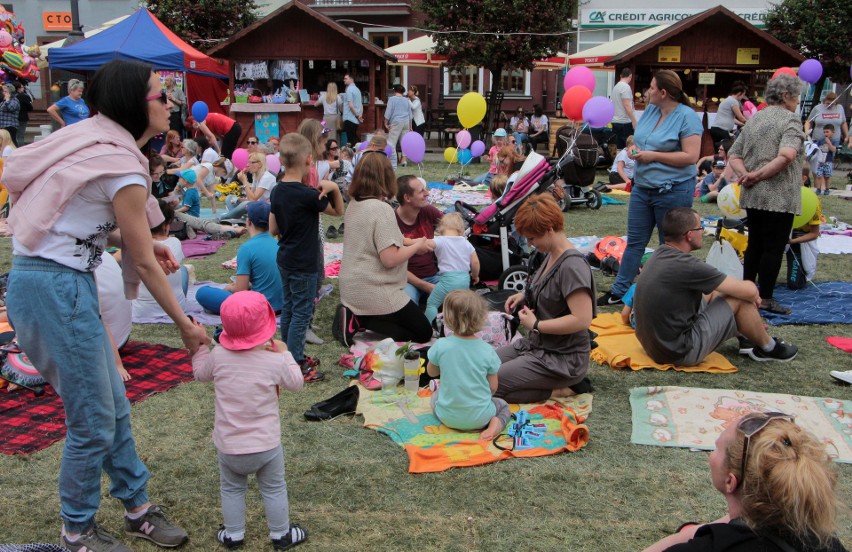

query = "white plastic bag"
[[368, 338, 404, 382], [706, 240, 743, 279]]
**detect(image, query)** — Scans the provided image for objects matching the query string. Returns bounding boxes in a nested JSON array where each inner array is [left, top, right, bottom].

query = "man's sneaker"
[[62, 524, 132, 552], [124, 505, 189, 548], [271, 524, 308, 550], [737, 336, 755, 355], [830, 371, 852, 384], [305, 328, 324, 345], [596, 291, 623, 306], [332, 303, 359, 348], [217, 526, 244, 550], [748, 338, 798, 362]]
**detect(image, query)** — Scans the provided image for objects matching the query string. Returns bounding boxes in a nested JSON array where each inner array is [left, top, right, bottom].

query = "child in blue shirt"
[[175, 169, 200, 218], [426, 290, 510, 441]]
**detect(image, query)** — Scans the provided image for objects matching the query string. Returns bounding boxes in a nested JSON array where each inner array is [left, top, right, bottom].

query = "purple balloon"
[[470, 140, 486, 158], [563, 67, 596, 94], [798, 59, 823, 84], [582, 96, 615, 128], [455, 129, 471, 149], [401, 132, 426, 164], [359, 141, 368, 151], [385, 145, 394, 158]]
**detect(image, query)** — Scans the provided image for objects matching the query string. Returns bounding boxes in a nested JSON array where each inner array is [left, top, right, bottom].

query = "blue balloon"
[[191, 101, 209, 123], [458, 148, 473, 165]]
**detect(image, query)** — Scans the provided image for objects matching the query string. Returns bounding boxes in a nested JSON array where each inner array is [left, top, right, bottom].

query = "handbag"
[[336, 99, 344, 130]]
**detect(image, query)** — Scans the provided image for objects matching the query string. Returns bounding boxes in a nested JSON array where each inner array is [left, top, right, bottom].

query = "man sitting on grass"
[[634, 207, 798, 366]]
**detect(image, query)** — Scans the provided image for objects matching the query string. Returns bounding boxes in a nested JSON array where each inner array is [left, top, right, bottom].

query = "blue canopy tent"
[[47, 9, 229, 115]]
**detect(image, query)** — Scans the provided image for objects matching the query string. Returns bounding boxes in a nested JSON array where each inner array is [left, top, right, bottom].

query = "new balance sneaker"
[[332, 303, 360, 348], [271, 524, 308, 550], [596, 291, 623, 306], [62, 524, 132, 552], [748, 338, 798, 362], [217, 526, 244, 550], [737, 336, 755, 356], [124, 505, 189, 548]]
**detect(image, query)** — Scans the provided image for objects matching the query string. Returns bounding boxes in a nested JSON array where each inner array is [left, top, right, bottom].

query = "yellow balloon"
[[444, 147, 458, 163], [717, 182, 743, 218], [457, 92, 487, 128], [792, 186, 819, 228]]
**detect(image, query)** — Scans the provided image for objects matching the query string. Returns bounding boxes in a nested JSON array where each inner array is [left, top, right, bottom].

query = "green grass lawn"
[[1, 163, 850, 550]]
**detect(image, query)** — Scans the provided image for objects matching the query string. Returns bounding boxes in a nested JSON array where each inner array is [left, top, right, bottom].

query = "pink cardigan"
[[4, 114, 164, 298]]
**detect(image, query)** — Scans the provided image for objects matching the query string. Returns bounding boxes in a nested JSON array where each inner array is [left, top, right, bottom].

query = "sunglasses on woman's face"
[[146, 90, 168, 104], [247, 140, 258, 145]]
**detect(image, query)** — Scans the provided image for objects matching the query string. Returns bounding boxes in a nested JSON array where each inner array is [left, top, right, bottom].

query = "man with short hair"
[[610, 68, 637, 150], [342, 74, 363, 147], [384, 84, 411, 168], [395, 175, 443, 304], [634, 207, 798, 366], [163, 76, 186, 136], [14, 81, 31, 146]]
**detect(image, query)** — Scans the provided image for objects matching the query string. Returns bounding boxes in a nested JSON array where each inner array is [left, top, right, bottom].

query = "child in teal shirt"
[[427, 290, 511, 440]]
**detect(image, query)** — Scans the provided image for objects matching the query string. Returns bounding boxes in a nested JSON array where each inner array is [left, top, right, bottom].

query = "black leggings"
[[220, 122, 242, 160], [343, 120, 360, 147], [357, 300, 433, 344], [743, 208, 794, 300]]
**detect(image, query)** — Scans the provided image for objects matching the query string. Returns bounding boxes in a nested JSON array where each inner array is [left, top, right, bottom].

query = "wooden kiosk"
[[206, 1, 396, 145]]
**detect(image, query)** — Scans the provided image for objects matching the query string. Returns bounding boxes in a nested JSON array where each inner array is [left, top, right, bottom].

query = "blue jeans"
[[472, 172, 494, 185], [7, 257, 150, 533], [404, 274, 442, 305], [279, 270, 318, 363], [610, 183, 694, 297], [425, 271, 470, 322], [219, 199, 248, 221]]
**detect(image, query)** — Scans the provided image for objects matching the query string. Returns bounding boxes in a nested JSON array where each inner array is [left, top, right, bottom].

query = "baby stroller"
[[455, 151, 569, 291], [552, 126, 602, 211]]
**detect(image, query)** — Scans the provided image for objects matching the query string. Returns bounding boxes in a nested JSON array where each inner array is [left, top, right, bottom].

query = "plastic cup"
[[403, 355, 420, 393]]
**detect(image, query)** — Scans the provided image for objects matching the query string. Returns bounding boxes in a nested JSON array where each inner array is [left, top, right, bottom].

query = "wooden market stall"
[[206, 0, 396, 145]]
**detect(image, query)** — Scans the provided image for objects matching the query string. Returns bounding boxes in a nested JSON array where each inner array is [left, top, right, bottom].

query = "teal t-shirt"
[[236, 232, 284, 312], [181, 187, 200, 217], [428, 336, 501, 430], [633, 103, 703, 190]]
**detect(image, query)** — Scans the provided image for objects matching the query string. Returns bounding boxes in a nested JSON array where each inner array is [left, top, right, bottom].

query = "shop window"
[[368, 31, 404, 92], [444, 66, 480, 96], [576, 28, 610, 52], [497, 68, 530, 96]]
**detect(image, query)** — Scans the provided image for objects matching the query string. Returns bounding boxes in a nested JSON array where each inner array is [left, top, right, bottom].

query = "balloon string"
[[417, 163, 424, 180]]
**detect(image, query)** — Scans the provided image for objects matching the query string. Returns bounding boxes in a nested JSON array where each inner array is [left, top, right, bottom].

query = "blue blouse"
[[633, 103, 703, 190], [55, 96, 90, 126]]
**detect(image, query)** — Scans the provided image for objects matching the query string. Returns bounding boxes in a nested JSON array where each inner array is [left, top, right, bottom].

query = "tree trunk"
[[801, 75, 827, 124]]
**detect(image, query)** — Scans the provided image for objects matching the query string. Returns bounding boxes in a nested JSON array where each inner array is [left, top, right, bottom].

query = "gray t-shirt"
[[808, 103, 846, 140], [712, 95, 740, 131], [611, 81, 633, 124], [634, 245, 726, 363]]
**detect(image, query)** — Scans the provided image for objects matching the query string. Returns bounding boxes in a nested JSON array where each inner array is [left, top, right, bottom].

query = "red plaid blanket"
[[0, 341, 192, 456]]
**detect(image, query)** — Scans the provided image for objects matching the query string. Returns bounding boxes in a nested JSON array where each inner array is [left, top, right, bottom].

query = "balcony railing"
[[312, 0, 410, 6]]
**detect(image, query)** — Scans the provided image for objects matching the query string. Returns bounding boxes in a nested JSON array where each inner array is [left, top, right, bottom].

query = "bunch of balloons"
[[430, 91, 488, 168], [561, 66, 615, 128], [0, 7, 39, 84]]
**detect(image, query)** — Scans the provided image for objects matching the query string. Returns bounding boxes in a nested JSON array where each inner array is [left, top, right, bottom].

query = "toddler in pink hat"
[[192, 291, 309, 550]]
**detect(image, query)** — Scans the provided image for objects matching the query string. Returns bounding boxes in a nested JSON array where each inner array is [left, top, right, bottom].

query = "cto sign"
[[581, 8, 767, 27], [43, 12, 73, 31]]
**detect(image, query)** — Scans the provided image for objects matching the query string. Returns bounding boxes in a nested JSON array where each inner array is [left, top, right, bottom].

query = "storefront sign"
[[698, 72, 716, 85], [580, 8, 767, 27], [736, 48, 760, 65], [43, 11, 73, 31], [658, 46, 681, 63]]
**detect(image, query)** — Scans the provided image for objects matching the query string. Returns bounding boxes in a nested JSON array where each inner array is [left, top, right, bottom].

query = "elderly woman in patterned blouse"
[[728, 74, 804, 315]]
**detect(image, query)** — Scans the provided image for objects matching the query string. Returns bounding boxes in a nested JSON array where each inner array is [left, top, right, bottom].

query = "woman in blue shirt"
[[599, 70, 703, 306], [47, 79, 90, 127]]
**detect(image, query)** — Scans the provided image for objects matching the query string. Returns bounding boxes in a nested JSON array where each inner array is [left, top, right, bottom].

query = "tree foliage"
[[142, 0, 259, 50], [764, 0, 851, 82]]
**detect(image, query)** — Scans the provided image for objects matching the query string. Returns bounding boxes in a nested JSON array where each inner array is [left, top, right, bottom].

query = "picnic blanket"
[[427, 188, 491, 206], [816, 234, 852, 254], [356, 383, 592, 473], [132, 281, 225, 325], [221, 241, 344, 271], [762, 282, 852, 325], [590, 312, 737, 374], [601, 195, 625, 205], [630, 386, 852, 464], [181, 237, 226, 259], [0, 342, 193, 455]]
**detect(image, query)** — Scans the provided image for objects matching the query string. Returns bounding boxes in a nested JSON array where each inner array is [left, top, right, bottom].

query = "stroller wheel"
[[498, 265, 529, 292], [585, 190, 602, 210]]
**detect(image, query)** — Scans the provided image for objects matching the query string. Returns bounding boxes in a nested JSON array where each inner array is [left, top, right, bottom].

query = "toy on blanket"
[[0, 341, 46, 396], [497, 410, 547, 451]]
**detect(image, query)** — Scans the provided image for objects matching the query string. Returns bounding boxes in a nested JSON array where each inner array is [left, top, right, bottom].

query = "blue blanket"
[[763, 282, 852, 325]]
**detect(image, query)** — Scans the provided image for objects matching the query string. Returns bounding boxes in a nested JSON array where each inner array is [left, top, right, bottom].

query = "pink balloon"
[[231, 148, 249, 171], [266, 153, 281, 174], [470, 140, 486, 158], [564, 67, 596, 94], [455, 129, 471, 149], [0, 31, 11, 49]]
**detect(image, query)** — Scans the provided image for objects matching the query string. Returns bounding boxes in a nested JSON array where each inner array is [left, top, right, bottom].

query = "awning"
[[37, 15, 130, 69], [568, 25, 670, 68], [387, 35, 568, 70]]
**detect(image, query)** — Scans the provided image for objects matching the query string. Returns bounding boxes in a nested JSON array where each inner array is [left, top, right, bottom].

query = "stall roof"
[[207, 0, 395, 62], [568, 25, 671, 68], [604, 5, 804, 66], [388, 34, 569, 69]]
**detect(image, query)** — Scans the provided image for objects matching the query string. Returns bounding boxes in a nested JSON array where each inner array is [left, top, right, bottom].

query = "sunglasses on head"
[[737, 411, 795, 489], [146, 90, 168, 104]]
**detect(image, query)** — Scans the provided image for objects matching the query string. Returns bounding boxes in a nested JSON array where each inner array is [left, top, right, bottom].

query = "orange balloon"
[[562, 85, 593, 121], [771, 67, 797, 80]]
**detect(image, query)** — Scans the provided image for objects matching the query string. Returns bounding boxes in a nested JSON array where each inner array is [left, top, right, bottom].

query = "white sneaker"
[[305, 328, 324, 345], [830, 371, 852, 384]]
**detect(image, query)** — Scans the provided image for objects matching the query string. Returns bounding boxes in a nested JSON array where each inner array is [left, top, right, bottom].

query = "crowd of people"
[[1, 58, 848, 552]]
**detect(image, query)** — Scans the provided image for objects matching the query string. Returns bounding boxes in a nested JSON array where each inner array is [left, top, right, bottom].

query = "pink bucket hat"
[[219, 291, 277, 351]]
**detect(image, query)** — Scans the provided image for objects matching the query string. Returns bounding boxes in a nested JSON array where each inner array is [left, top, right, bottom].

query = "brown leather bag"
[[699, 107, 715, 158]]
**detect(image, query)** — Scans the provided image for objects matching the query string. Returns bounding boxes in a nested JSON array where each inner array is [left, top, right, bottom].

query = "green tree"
[[764, 0, 850, 83], [142, 0, 259, 49], [418, 0, 575, 130]]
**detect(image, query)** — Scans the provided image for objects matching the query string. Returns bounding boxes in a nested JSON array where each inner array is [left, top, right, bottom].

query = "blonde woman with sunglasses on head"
[[643, 412, 847, 552]]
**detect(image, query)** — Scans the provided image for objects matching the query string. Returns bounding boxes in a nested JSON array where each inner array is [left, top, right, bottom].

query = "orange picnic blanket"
[[356, 384, 591, 473], [590, 312, 737, 374]]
